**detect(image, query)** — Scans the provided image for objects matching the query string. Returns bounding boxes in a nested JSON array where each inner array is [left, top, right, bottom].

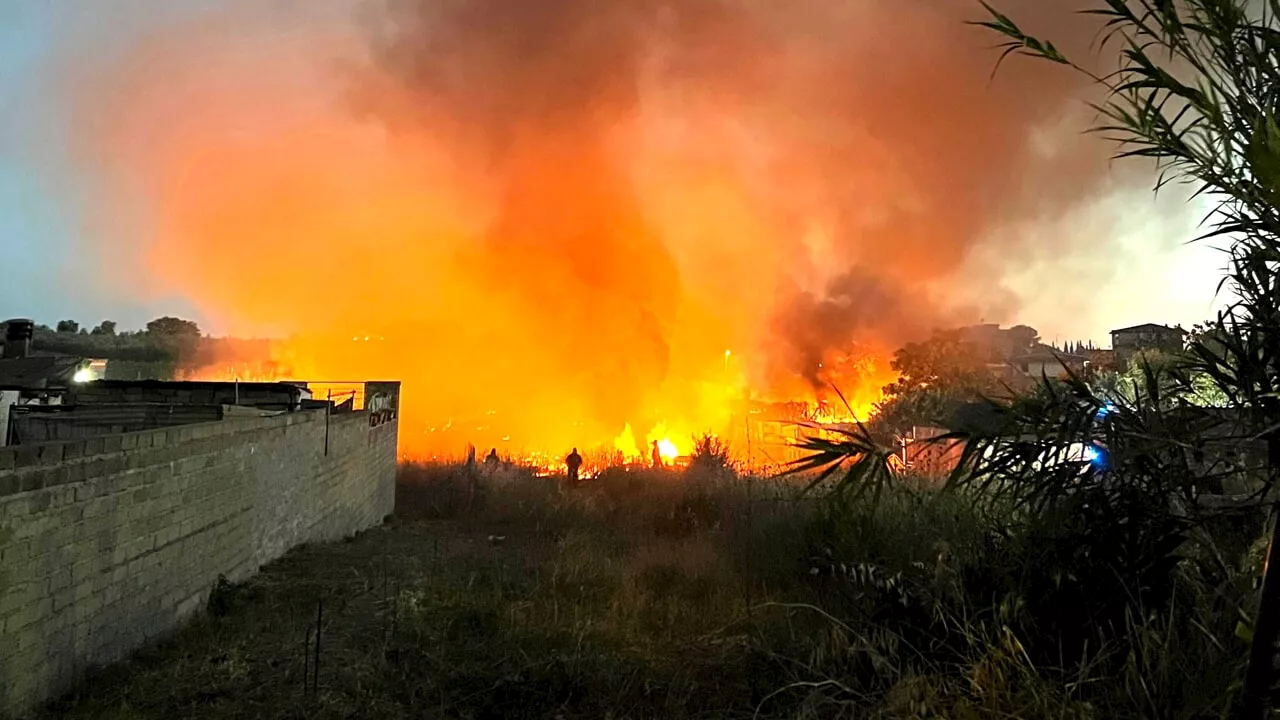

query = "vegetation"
[[798, 0, 1280, 715], [870, 325, 1039, 438], [0, 317, 269, 380], [39, 463, 1264, 719]]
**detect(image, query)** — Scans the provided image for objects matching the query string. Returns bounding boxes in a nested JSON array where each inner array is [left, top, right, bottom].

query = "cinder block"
[[120, 434, 138, 452], [13, 445, 39, 468], [83, 458, 106, 481], [39, 444, 65, 466], [83, 437, 105, 458], [100, 455, 126, 477], [18, 471, 44, 494], [0, 538, 32, 565], [65, 461, 88, 485], [42, 466, 71, 490]]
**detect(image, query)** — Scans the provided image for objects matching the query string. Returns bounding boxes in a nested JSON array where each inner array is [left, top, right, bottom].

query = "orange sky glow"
[[66, 0, 1219, 462]]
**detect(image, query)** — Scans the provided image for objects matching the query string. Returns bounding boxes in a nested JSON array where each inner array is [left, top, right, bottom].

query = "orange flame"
[[72, 1, 1104, 465]]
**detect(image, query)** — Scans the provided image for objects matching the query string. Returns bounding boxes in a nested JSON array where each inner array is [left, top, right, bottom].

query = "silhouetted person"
[[651, 440, 662, 469], [565, 447, 583, 483], [464, 443, 478, 511], [485, 448, 499, 470]]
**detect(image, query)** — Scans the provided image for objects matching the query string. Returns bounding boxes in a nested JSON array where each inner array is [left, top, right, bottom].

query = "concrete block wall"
[[0, 408, 398, 717], [10, 404, 226, 444]]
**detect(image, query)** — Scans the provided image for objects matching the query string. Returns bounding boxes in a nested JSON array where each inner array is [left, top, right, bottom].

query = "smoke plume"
[[71, 0, 1139, 457]]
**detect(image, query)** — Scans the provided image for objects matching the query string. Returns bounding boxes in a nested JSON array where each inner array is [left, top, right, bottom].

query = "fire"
[[614, 423, 641, 459], [76, 0, 1093, 469]]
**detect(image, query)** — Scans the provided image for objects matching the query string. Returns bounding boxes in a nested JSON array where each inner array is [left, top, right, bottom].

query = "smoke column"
[[67, 0, 1161, 456]]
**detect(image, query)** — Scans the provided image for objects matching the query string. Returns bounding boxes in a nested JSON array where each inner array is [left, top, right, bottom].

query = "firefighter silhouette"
[[565, 447, 583, 483]]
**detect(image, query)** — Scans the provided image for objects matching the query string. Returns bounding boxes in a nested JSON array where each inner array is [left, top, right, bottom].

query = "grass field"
[[37, 462, 1257, 719]]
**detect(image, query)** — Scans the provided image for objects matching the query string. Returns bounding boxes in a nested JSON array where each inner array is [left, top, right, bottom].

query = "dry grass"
[[38, 465, 806, 720], [36, 462, 1253, 719]]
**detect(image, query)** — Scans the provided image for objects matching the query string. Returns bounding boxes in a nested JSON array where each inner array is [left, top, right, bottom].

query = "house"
[[1008, 346, 1091, 380], [1111, 323, 1187, 365]]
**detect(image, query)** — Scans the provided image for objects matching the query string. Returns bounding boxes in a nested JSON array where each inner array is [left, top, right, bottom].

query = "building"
[[1008, 346, 1091, 380], [1111, 323, 1187, 365]]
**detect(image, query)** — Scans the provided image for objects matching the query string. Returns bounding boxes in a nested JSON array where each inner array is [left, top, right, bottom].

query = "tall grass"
[[43, 460, 1259, 718], [393, 461, 1258, 718]]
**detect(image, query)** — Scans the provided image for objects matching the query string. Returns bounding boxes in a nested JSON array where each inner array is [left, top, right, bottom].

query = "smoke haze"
[[60, 0, 1204, 456]]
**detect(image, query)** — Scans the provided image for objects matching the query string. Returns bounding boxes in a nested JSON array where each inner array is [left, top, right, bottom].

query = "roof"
[[1111, 323, 1186, 335], [1008, 346, 1091, 364], [0, 356, 83, 387]]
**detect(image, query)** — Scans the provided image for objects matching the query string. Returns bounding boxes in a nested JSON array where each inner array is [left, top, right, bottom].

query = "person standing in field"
[[464, 443, 479, 511], [484, 448, 500, 473], [651, 440, 662, 469], [565, 447, 583, 484]]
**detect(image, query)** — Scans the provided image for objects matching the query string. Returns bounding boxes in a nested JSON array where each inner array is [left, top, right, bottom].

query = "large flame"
[[69, 0, 1119, 464]]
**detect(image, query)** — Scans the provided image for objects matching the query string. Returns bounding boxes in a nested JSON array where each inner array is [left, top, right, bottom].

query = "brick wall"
[[0, 406, 398, 717]]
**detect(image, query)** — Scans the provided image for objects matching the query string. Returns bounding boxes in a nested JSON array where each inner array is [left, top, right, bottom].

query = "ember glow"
[[72, 0, 1123, 464]]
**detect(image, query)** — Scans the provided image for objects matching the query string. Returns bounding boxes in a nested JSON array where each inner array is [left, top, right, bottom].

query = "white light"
[[73, 368, 93, 383]]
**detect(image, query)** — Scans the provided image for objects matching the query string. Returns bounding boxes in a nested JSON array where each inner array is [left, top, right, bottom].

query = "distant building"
[[1008, 346, 1091, 380], [1080, 348, 1116, 370], [1110, 323, 1187, 365], [960, 323, 1039, 362]]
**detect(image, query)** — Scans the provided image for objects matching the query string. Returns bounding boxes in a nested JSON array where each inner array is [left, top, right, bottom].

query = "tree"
[[884, 329, 995, 398], [796, 1, 1280, 712], [55, 320, 79, 334], [974, 1, 1280, 714], [145, 317, 200, 338], [868, 329, 1007, 437], [90, 321, 117, 336], [1005, 324, 1040, 356]]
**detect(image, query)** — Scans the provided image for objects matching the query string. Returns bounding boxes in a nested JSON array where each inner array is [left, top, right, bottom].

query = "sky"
[[0, 0, 212, 330], [0, 0, 1227, 343]]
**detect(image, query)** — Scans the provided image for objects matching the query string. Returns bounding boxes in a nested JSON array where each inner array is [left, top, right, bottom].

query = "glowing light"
[[657, 437, 679, 460], [1082, 444, 1107, 469], [72, 368, 93, 383], [614, 423, 640, 459]]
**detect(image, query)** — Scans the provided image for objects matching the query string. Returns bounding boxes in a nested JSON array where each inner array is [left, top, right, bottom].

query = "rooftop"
[[1111, 323, 1187, 335], [0, 356, 83, 387]]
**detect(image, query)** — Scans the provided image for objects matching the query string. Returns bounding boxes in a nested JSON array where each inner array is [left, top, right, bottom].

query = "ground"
[[38, 466, 831, 720]]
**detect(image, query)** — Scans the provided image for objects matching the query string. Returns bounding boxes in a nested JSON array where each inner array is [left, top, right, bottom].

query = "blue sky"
[[0, 0, 206, 332]]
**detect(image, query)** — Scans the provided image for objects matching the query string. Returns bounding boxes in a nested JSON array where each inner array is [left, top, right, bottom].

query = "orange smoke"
[[70, 0, 1112, 461]]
